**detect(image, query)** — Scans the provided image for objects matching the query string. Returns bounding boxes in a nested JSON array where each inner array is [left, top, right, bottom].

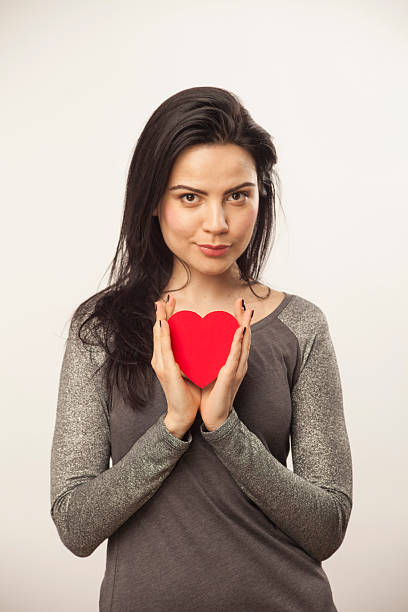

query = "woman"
[[50, 86, 353, 611]]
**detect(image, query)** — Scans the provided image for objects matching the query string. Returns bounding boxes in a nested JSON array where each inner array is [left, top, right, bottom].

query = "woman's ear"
[[152, 200, 161, 217]]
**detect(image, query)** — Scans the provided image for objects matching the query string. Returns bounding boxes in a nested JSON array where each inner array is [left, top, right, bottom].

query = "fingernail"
[[159, 320, 161, 327], [166, 294, 170, 303], [250, 309, 254, 320], [243, 326, 247, 336], [241, 298, 246, 311]]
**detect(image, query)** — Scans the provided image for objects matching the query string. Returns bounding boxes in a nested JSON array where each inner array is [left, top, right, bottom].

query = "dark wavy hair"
[[69, 86, 282, 413]]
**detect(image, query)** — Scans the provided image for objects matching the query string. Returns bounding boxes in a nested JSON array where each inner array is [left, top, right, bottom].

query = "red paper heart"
[[167, 310, 240, 388]]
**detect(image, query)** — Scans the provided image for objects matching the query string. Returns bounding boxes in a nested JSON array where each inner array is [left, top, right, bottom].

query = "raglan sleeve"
[[199, 309, 353, 563], [50, 310, 192, 558]]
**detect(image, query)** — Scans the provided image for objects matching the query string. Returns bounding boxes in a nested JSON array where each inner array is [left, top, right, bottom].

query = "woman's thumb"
[[165, 294, 176, 319]]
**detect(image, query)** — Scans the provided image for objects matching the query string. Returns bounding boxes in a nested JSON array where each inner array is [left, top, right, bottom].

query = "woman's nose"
[[202, 204, 228, 231]]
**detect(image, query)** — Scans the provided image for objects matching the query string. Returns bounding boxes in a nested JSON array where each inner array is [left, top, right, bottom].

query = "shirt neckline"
[[249, 291, 294, 333]]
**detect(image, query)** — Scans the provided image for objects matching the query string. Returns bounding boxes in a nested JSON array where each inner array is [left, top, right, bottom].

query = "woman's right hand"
[[151, 295, 201, 438]]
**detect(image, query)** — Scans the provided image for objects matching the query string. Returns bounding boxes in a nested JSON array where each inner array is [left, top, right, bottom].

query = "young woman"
[[50, 86, 353, 611]]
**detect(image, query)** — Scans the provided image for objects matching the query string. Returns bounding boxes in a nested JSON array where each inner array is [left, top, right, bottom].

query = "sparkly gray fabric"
[[50, 292, 352, 611], [200, 298, 353, 562], [50, 312, 192, 558]]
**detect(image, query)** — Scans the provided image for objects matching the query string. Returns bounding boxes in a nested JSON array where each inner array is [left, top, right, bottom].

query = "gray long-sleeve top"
[[50, 291, 353, 612]]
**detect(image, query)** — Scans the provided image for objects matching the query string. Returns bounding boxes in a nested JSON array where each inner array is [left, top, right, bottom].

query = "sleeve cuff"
[[158, 412, 193, 449], [200, 407, 239, 441]]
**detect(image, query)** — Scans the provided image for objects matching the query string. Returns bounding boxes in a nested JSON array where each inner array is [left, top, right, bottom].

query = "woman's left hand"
[[200, 298, 253, 431]]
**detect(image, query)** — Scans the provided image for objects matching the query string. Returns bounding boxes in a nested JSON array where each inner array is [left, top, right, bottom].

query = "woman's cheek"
[[164, 207, 194, 237], [238, 206, 258, 235]]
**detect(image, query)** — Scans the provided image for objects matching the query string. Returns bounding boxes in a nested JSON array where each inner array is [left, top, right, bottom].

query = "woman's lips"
[[197, 244, 230, 257]]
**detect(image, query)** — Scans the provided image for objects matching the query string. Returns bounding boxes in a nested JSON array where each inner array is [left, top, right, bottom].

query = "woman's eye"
[[179, 193, 199, 203], [179, 191, 249, 204], [227, 191, 249, 202]]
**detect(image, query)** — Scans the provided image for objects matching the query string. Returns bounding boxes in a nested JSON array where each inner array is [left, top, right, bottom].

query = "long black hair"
[[70, 86, 281, 413]]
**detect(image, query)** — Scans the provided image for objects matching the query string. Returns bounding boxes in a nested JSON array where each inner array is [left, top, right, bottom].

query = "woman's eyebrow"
[[168, 182, 256, 196]]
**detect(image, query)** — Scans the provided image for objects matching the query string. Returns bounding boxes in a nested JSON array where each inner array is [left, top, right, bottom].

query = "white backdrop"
[[1, 0, 407, 610]]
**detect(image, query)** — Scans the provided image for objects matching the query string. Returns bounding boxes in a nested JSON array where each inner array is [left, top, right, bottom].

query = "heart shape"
[[167, 310, 240, 388]]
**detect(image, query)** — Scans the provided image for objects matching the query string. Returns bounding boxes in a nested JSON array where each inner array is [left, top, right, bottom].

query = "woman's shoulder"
[[71, 293, 101, 324], [255, 284, 326, 323], [262, 287, 329, 336], [67, 294, 108, 365]]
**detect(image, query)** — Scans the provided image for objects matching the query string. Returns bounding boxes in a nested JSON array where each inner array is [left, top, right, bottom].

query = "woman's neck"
[[161, 260, 247, 306]]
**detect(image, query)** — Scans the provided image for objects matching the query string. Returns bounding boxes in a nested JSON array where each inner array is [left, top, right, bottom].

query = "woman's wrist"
[[163, 414, 189, 440]]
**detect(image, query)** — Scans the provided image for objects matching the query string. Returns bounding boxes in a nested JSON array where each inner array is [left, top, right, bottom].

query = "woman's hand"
[[151, 295, 201, 438], [200, 298, 253, 431]]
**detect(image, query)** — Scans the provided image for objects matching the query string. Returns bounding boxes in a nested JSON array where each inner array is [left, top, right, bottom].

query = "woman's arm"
[[199, 309, 353, 563], [50, 312, 191, 558]]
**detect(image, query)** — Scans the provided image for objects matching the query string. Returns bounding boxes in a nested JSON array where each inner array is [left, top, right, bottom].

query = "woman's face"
[[153, 143, 259, 276]]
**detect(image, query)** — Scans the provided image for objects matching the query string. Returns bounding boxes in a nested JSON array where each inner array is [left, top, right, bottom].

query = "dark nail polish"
[[241, 298, 246, 311], [159, 320, 161, 327], [243, 326, 247, 336], [166, 294, 170, 303], [251, 309, 254, 320]]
